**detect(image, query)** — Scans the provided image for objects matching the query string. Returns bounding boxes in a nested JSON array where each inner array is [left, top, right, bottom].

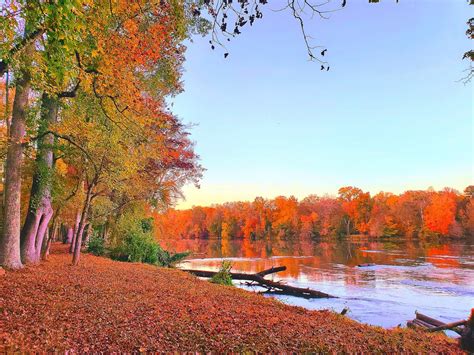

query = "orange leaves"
[[157, 187, 471, 241], [338, 187, 372, 235], [271, 196, 299, 233], [122, 18, 139, 35], [424, 191, 457, 235], [0, 244, 463, 353], [77, 0, 182, 129]]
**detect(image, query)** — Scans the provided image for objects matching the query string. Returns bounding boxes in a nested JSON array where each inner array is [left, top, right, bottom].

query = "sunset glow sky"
[[173, 0, 473, 209]]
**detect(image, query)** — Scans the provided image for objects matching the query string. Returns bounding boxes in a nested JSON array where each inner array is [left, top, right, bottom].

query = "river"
[[159, 236, 474, 332]]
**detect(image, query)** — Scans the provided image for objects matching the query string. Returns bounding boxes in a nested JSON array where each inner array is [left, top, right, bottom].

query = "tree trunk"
[[43, 220, 59, 260], [85, 223, 92, 245], [41, 228, 52, 261], [47, 214, 59, 245], [103, 222, 109, 242], [60, 224, 66, 243], [35, 208, 53, 261], [40, 227, 50, 260], [3, 71, 10, 208], [69, 210, 81, 253], [72, 190, 92, 265], [461, 324, 474, 352], [0, 69, 31, 269], [66, 227, 73, 244], [72, 220, 86, 265], [20, 94, 58, 264], [51, 221, 59, 241]]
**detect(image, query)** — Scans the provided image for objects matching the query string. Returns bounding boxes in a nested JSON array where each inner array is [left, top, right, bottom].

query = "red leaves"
[[0, 244, 463, 352], [424, 192, 457, 235], [157, 187, 472, 240]]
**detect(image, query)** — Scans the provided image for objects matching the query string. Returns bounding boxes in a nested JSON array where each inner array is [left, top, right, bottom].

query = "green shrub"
[[109, 210, 189, 267], [210, 260, 233, 286], [87, 235, 106, 256], [110, 231, 159, 264], [141, 217, 154, 233]]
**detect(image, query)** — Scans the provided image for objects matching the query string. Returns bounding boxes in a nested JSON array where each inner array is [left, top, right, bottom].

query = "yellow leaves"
[[91, 49, 101, 59], [55, 158, 68, 176]]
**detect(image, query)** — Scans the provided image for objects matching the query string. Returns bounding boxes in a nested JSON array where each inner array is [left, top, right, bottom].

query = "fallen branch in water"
[[181, 266, 336, 299], [407, 311, 465, 335], [415, 311, 445, 327], [256, 266, 287, 277], [428, 320, 467, 332]]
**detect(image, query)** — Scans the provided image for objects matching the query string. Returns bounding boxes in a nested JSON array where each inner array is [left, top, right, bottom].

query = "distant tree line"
[[155, 186, 474, 240]]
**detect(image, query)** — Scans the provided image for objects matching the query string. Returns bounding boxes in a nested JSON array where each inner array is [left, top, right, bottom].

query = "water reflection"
[[159, 236, 474, 329]]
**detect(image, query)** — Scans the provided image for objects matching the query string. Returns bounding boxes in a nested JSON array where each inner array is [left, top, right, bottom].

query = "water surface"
[[160, 236, 474, 330]]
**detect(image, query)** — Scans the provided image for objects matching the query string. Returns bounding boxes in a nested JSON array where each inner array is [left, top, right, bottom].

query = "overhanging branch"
[[0, 28, 45, 76]]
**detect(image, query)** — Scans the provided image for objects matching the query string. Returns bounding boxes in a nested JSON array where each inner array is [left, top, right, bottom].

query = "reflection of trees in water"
[[426, 245, 460, 268], [160, 235, 471, 282]]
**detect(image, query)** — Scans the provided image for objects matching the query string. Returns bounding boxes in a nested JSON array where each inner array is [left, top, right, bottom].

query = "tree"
[[462, 200, 474, 236], [20, 94, 57, 264], [368, 192, 399, 237], [338, 186, 372, 236], [1, 0, 200, 267], [424, 190, 457, 236], [271, 196, 299, 238], [393, 190, 430, 237], [0, 0, 89, 268]]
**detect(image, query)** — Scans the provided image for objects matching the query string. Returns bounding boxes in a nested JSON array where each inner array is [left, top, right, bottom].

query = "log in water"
[[182, 265, 336, 299]]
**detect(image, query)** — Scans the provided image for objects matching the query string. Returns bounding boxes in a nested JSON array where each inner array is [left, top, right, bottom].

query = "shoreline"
[[0, 244, 463, 352]]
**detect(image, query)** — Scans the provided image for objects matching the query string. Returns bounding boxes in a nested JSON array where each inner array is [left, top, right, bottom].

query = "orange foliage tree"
[[423, 190, 458, 235], [155, 186, 473, 242]]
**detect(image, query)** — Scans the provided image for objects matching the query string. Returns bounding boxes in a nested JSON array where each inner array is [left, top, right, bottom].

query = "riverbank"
[[0, 244, 463, 352]]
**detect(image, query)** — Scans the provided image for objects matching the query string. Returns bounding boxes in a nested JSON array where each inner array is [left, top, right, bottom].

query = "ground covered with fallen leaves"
[[0, 244, 464, 352]]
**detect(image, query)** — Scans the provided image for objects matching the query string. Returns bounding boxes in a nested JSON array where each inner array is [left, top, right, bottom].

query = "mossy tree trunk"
[[20, 94, 58, 264], [0, 71, 31, 269]]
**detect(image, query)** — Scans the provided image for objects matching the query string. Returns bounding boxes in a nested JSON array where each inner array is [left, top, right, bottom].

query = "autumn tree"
[[338, 187, 372, 236], [0, 11, 34, 268], [271, 196, 299, 238], [423, 190, 458, 236], [393, 190, 430, 237], [368, 192, 399, 237], [0, 0, 200, 267], [0, 0, 94, 268]]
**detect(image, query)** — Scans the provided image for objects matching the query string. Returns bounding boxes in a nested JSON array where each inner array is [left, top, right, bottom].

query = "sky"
[[172, 0, 473, 209]]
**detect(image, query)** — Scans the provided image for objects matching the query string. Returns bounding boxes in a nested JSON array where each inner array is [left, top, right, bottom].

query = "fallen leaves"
[[0, 244, 463, 353]]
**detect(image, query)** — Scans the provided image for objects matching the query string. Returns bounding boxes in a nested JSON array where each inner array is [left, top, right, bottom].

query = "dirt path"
[[0, 244, 463, 352]]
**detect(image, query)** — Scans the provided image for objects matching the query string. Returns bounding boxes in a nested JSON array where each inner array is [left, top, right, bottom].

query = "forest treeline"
[[155, 186, 474, 240]]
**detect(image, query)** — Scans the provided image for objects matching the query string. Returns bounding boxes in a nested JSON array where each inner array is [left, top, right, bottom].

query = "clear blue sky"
[[173, 0, 473, 209]]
